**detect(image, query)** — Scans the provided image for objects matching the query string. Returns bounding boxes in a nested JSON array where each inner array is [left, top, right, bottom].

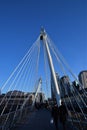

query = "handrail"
[[0, 105, 33, 130]]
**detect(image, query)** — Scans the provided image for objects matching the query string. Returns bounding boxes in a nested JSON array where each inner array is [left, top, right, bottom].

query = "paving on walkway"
[[11, 108, 77, 130]]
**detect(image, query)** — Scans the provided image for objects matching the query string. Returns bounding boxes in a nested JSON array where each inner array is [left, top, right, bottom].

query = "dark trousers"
[[60, 121, 66, 130], [54, 118, 58, 130]]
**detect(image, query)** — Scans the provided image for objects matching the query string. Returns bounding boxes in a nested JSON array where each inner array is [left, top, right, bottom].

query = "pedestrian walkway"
[[12, 108, 77, 130]]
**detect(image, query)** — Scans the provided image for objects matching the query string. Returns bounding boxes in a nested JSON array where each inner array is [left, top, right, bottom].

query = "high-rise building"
[[51, 73, 72, 98], [51, 73, 60, 100], [78, 70, 87, 89], [72, 81, 80, 92], [60, 76, 71, 98]]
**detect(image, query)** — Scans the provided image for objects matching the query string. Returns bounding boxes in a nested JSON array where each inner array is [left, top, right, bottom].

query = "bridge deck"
[[12, 108, 77, 130]]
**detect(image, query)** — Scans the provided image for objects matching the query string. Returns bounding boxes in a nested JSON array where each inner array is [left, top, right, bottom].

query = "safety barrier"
[[68, 111, 87, 130], [0, 106, 32, 130]]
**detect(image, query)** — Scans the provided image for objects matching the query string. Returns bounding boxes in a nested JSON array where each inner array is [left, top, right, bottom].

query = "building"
[[51, 73, 72, 99], [60, 76, 71, 98], [35, 92, 45, 103], [51, 73, 60, 100], [72, 81, 80, 92], [78, 70, 87, 89], [6, 90, 25, 96]]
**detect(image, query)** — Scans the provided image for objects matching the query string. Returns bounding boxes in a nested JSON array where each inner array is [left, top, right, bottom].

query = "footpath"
[[12, 108, 77, 130]]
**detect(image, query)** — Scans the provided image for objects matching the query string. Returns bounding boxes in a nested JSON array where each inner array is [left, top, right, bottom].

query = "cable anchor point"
[[40, 27, 46, 40]]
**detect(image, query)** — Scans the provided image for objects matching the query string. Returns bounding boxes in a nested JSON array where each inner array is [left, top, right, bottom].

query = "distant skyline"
[[0, 0, 87, 90]]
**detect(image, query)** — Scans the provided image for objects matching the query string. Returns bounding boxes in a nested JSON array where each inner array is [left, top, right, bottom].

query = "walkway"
[[12, 108, 77, 130]]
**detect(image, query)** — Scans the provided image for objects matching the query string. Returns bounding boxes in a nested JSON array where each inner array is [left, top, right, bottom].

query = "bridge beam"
[[40, 28, 61, 106]]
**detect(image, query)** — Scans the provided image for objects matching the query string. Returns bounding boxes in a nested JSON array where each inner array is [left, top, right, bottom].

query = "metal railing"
[[0, 106, 32, 130], [68, 111, 87, 130]]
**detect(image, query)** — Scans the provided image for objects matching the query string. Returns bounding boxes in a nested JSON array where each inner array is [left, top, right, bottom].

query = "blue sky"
[[0, 0, 87, 91]]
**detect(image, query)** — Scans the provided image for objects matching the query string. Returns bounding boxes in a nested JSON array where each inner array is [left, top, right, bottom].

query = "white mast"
[[40, 28, 61, 106]]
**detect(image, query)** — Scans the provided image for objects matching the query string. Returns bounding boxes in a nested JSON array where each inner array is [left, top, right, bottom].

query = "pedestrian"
[[51, 102, 59, 130], [58, 101, 67, 130]]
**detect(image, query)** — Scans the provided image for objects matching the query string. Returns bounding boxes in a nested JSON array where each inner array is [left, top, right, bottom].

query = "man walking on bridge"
[[51, 102, 59, 130], [58, 101, 67, 130]]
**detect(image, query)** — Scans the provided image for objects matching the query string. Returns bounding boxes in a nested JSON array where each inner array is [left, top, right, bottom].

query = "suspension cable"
[[48, 37, 87, 108], [0, 39, 39, 107], [47, 35, 87, 98]]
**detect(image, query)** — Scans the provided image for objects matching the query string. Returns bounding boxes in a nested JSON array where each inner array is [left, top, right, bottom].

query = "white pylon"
[[40, 28, 61, 107], [32, 78, 42, 106]]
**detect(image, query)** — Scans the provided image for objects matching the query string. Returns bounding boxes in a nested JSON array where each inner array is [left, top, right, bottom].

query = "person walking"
[[51, 103, 59, 130], [58, 101, 68, 130]]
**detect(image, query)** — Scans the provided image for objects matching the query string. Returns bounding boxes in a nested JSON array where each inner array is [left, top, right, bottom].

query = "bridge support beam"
[[40, 28, 61, 106]]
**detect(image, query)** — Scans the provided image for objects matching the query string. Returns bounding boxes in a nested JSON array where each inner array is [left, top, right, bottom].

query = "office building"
[[51, 73, 60, 99], [78, 70, 87, 89], [60, 76, 71, 98]]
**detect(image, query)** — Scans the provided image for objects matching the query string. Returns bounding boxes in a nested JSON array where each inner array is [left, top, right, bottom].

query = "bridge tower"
[[32, 78, 42, 106], [40, 28, 61, 106]]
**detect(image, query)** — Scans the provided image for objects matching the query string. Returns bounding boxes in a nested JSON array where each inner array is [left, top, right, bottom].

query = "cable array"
[[47, 34, 87, 129], [0, 31, 87, 130], [0, 37, 41, 128]]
